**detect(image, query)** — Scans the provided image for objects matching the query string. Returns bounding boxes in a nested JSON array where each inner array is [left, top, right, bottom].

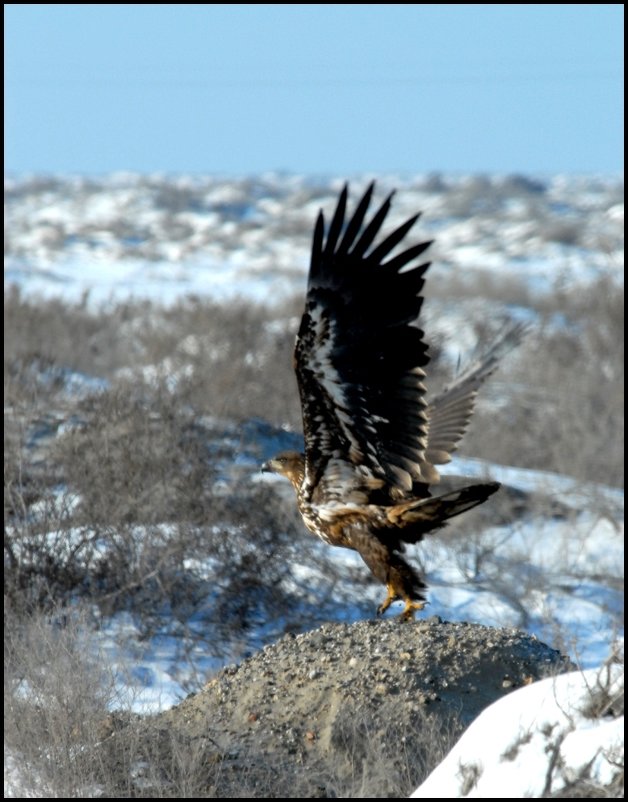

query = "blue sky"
[[4, 4, 624, 176]]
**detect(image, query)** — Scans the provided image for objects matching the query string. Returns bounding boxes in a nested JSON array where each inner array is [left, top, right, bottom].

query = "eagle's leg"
[[376, 583, 398, 616], [379, 562, 427, 620], [353, 530, 427, 619]]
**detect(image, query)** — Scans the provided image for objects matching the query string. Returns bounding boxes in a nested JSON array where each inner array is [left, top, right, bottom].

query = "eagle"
[[262, 183, 522, 619]]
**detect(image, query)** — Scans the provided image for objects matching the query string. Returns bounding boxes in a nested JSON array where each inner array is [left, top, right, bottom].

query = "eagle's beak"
[[260, 460, 272, 473]]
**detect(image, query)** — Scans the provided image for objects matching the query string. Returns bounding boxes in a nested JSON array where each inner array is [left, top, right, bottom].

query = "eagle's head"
[[261, 450, 306, 491]]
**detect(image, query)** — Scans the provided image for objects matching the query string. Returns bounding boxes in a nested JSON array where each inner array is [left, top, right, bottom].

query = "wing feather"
[[294, 185, 435, 504], [322, 185, 348, 260], [382, 240, 432, 274], [309, 212, 325, 279], [366, 213, 422, 264], [336, 182, 375, 256], [350, 191, 395, 258], [425, 322, 528, 467]]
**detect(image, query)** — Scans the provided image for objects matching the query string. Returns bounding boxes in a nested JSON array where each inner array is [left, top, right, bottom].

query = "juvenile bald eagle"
[[262, 183, 521, 619]]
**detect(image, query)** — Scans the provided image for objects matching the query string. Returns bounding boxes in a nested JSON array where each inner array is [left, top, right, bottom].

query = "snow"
[[4, 172, 624, 796], [94, 610, 224, 712], [5, 172, 623, 310], [411, 663, 624, 798]]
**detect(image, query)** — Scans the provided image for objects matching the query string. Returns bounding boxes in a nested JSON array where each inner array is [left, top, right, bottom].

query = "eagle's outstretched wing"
[[293, 183, 438, 506], [425, 322, 529, 466]]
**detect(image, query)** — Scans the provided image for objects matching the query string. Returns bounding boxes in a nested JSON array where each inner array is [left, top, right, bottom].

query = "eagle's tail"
[[388, 481, 500, 541]]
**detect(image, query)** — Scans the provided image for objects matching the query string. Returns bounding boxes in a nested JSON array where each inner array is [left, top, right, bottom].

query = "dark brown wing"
[[425, 322, 528, 467], [294, 183, 437, 507]]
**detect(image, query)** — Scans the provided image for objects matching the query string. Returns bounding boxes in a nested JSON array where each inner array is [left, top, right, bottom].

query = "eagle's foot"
[[399, 599, 426, 621], [376, 584, 397, 616]]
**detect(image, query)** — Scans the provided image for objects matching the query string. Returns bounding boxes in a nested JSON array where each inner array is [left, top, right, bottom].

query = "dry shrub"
[[53, 686, 463, 798], [5, 357, 337, 669], [324, 701, 464, 798], [4, 606, 217, 798], [547, 653, 624, 799], [130, 294, 302, 426], [4, 607, 119, 798], [52, 381, 215, 527], [4, 284, 148, 380], [5, 268, 623, 639], [460, 271, 624, 489]]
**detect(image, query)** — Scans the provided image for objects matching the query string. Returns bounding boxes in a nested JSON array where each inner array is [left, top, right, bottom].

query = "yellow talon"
[[400, 599, 426, 621], [376, 584, 397, 616], [377, 585, 426, 620]]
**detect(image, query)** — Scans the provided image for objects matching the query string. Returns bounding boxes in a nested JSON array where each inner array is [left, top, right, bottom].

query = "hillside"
[[92, 618, 573, 797]]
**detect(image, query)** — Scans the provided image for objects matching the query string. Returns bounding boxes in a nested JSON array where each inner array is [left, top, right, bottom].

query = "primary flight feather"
[[262, 183, 521, 619]]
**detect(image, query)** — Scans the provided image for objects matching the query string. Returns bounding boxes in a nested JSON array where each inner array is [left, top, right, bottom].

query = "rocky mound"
[[99, 618, 574, 797]]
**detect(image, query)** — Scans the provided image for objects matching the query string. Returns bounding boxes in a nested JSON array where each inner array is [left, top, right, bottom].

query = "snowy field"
[[4, 172, 624, 796], [5, 171, 623, 309]]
